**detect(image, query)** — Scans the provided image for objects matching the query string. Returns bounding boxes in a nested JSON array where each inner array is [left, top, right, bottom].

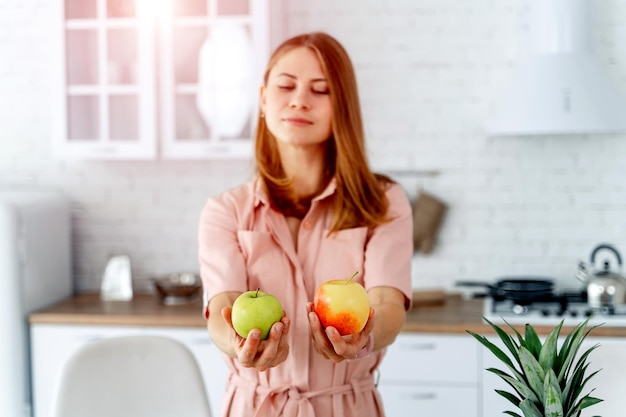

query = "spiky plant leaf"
[[554, 318, 586, 376], [563, 345, 600, 408], [473, 317, 602, 417], [564, 371, 602, 417], [566, 394, 603, 417], [578, 396, 603, 409], [502, 318, 526, 348], [569, 344, 599, 380], [496, 389, 522, 407], [487, 368, 520, 398], [562, 363, 589, 408], [489, 368, 541, 404], [467, 330, 519, 374], [543, 369, 563, 417], [519, 346, 546, 401], [524, 323, 542, 358], [519, 398, 543, 417], [483, 317, 523, 364], [487, 366, 528, 389], [538, 320, 562, 372], [487, 366, 520, 381], [557, 318, 596, 382]]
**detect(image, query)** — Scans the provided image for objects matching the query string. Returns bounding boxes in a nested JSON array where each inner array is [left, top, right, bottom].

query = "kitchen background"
[[1, 0, 625, 293]]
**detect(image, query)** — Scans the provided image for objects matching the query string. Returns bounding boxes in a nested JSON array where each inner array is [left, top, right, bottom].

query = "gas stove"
[[482, 291, 626, 327]]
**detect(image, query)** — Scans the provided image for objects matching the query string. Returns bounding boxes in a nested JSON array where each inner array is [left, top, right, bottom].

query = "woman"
[[198, 32, 413, 417]]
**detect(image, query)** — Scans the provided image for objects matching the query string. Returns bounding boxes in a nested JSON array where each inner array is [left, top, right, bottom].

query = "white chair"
[[52, 335, 212, 417]]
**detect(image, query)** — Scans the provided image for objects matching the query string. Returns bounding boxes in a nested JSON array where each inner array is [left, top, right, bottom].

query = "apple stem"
[[345, 271, 359, 284], [255, 288, 260, 297]]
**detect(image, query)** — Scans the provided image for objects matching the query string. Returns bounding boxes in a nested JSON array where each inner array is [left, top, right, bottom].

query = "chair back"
[[52, 335, 212, 417]]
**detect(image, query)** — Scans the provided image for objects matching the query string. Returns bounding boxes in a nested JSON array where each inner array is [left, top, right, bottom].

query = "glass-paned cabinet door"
[[52, 0, 156, 159], [159, 0, 270, 159]]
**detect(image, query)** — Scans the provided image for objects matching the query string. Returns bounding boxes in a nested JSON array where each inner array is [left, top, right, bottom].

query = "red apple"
[[313, 271, 370, 335]]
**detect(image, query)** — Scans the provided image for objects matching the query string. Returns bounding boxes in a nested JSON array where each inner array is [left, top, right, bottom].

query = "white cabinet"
[[159, 0, 270, 159], [52, 0, 157, 159], [481, 335, 626, 417], [378, 333, 480, 417], [52, 0, 276, 160], [584, 340, 626, 416], [30, 324, 229, 417]]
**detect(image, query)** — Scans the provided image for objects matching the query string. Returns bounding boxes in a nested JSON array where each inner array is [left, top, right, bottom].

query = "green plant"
[[467, 317, 603, 417]]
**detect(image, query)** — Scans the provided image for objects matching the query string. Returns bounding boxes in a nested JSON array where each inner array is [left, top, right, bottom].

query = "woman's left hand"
[[306, 302, 374, 363]]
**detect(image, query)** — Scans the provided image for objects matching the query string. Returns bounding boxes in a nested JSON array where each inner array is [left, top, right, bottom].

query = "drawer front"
[[378, 384, 478, 417], [379, 333, 479, 383]]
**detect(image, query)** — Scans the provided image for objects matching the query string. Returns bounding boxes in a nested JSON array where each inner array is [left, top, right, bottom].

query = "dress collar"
[[253, 177, 337, 207]]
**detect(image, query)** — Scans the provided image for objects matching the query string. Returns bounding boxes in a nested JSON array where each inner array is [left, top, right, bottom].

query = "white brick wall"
[[1, 0, 626, 293]]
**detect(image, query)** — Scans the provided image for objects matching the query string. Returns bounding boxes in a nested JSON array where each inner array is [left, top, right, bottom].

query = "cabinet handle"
[[185, 338, 215, 346], [401, 392, 437, 401], [402, 342, 437, 351], [79, 335, 105, 343], [93, 147, 120, 155]]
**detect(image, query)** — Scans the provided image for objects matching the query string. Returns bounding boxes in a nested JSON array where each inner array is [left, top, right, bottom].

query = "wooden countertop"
[[29, 293, 207, 328], [28, 292, 626, 338]]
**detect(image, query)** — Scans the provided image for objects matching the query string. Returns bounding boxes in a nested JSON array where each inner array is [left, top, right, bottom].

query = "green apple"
[[231, 289, 283, 340], [313, 271, 370, 335]]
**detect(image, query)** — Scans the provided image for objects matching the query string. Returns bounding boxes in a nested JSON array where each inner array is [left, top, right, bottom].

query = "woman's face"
[[261, 46, 333, 149]]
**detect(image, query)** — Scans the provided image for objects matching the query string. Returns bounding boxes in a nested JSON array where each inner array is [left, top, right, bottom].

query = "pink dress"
[[198, 178, 413, 417]]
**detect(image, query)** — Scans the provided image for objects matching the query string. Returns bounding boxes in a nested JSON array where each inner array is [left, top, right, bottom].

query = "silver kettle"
[[576, 244, 626, 308]]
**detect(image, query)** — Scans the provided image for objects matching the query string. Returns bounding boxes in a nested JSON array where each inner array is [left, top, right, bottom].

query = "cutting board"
[[411, 289, 447, 307]]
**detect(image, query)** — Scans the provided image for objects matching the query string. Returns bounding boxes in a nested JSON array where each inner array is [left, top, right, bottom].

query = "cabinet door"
[[584, 340, 626, 417], [379, 333, 479, 384], [378, 385, 478, 417], [52, 0, 156, 159], [377, 333, 480, 417], [159, 0, 270, 159]]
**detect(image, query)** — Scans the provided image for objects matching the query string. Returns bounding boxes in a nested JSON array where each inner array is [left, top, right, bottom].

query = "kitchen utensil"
[[152, 273, 202, 305], [411, 289, 447, 307], [576, 243, 626, 308], [455, 277, 554, 304], [100, 255, 133, 301], [412, 191, 447, 254]]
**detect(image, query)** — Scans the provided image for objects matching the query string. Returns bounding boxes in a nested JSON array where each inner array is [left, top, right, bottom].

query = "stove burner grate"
[[483, 290, 626, 326]]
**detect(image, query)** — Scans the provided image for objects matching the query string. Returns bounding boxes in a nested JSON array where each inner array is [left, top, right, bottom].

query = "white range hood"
[[488, 0, 626, 136]]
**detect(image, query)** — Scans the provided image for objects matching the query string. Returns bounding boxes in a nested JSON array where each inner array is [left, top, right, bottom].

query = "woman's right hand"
[[221, 306, 290, 371]]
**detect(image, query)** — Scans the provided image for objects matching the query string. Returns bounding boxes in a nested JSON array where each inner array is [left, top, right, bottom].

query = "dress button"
[[303, 221, 312, 229]]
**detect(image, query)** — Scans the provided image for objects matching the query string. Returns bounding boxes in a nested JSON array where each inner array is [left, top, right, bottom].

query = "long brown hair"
[[255, 32, 391, 233]]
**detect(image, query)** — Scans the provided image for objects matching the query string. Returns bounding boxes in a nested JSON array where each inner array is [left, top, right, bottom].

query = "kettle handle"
[[590, 244, 623, 268]]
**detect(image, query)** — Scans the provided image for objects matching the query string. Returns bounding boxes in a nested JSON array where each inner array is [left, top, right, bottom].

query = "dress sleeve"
[[198, 193, 248, 304], [363, 183, 414, 310]]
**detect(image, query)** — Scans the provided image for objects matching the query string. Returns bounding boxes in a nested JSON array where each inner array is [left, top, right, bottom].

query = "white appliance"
[[0, 191, 73, 417], [488, 0, 626, 136]]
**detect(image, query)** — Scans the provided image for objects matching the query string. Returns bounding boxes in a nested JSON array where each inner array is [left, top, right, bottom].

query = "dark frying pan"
[[455, 277, 554, 303]]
